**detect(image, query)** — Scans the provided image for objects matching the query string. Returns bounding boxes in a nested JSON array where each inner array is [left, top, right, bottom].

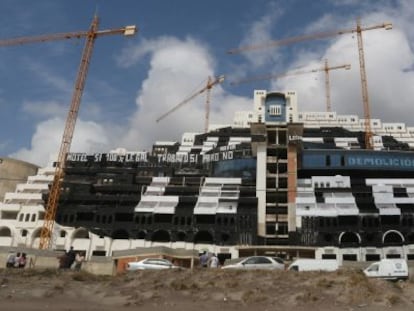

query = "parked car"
[[363, 259, 408, 281], [287, 259, 339, 272], [221, 256, 284, 270], [126, 258, 180, 271]]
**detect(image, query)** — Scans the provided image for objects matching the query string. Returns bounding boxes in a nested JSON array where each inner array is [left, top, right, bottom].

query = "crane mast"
[[0, 15, 137, 249], [39, 16, 99, 249], [324, 59, 332, 112], [356, 18, 373, 149], [228, 20, 392, 149]]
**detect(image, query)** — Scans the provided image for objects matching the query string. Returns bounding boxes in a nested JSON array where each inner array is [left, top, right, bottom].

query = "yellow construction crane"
[[0, 15, 137, 249], [228, 19, 392, 149], [156, 75, 225, 133], [231, 59, 351, 112]]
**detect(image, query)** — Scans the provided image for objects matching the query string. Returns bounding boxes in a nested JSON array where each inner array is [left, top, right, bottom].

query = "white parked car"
[[222, 256, 285, 270], [126, 258, 180, 271], [363, 259, 408, 281], [287, 259, 339, 272]]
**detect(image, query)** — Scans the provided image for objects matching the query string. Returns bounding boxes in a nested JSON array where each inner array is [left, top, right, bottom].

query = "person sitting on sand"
[[18, 253, 27, 268], [74, 252, 85, 271], [6, 252, 16, 268], [14, 252, 21, 268]]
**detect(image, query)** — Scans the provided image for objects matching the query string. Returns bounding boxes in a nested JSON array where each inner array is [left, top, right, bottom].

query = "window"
[[326, 155, 331, 167], [322, 254, 336, 259], [268, 105, 282, 116], [367, 263, 379, 272]]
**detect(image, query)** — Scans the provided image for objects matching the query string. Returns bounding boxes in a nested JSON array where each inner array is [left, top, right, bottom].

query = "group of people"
[[58, 246, 85, 271], [6, 252, 27, 269], [199, 251, 220, 268]]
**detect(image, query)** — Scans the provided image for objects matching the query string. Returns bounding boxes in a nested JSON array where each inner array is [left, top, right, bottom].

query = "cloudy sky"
[[0, 0, 413, 166]]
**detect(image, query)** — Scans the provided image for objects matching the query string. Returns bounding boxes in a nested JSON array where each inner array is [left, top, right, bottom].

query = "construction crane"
[[228, 19, 392, 149], [231, 60, 351, 112], [156, 75, 225, 133], [0, 15, 137, 249]]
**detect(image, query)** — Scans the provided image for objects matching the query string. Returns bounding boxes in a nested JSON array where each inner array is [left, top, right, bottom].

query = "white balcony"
[[16, 183, 49, 193], [135, 200, 157, 212], [4, 192, 43, 204], [335, 203, 359, 215], [325, 195, 355, 204], [145, 186, 165, 195], [296, 203, 317, 216], [376, 203, 401, 215], [204, 177, 241, 185], [37, 167, 56, 175], [0, 203, 20, 212], [295, 196, 316, 204], [217, 201, 237, 214], [154, 203, 176, 214], [200, 189, 220, 197], [27, 175, 53, 183], [194, 202, 217, 215], [196, 196, 218, 204], [220, 190, 239, 199], [135, 195, 178, 214], [151, 177, 170, 185]]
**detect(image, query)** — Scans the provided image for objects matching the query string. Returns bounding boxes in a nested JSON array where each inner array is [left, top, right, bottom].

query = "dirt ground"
[[1, 267, 414, 311]]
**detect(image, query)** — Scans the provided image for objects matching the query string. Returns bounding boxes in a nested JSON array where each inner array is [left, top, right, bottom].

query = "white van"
[[288, 259, 339, 272], [363, 259, 408, 281]]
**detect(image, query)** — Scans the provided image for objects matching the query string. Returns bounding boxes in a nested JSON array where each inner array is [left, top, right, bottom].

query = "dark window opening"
[[342, 254, 357, 261], [266, 223, 276, 235], [365, 254, 381, 261], [176, 231, 186, 241], [154, 214, 173, 223], [194, 231, 214, 244], [326, 155, 331, 167], [115, 213, 134, 222], [196, 215, 215, 224], [386, 254, 401, 259], [92, 250, 106, 256], [151, 230, 171, 242], [322, 254, 336, 259], [112, 229, 129, 239], [324, 234, 333, 243], [76, 212, 94, 222]]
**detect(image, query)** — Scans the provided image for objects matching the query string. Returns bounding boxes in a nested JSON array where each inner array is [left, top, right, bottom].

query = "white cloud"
[[118, 36, 251, 151], [10, 117, 112, 166]]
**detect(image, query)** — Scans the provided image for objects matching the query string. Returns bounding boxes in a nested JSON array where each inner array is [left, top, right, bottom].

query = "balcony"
[[0, 203, 20, 212], [16, 183, 48, 193], [4, 192, 44, 204], [194, 201, 217, 215], [27, 175, 53, 183]]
